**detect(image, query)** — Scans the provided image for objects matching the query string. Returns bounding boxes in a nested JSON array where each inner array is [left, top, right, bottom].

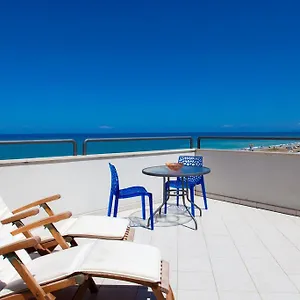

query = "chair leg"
[[201, 178, 208, 209], [152, 287, 165, 300], [107, 193, 114, 216], [141, 195, 146, 220], [190, 187, 195, 217], [166, 285, 175, 300], [88, 277, 98, 294], [72, 278, 90, 300], [176, 188, 179, 206], [113, 196, 119, 217], [149, 193, 154, 230], [164, 182, 168, 214]]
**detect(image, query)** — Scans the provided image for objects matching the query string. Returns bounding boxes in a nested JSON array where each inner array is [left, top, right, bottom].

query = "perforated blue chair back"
[[178, 155, 203, 185], [109, 163, 120, 196], [107, 163, 155, 229]]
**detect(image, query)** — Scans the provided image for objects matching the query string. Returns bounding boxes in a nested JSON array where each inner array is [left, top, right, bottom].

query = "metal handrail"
[[83, 136, 194, 155], [196, 136, 300, 148], [0, 139, 78, 156]]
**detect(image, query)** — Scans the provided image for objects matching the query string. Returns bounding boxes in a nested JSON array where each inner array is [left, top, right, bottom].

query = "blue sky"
[[0, 0, 299, 133]]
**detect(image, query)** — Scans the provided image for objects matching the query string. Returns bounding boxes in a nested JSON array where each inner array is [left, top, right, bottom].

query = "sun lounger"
[[0, 195, 134, 254], [0, 235, 174, 300]]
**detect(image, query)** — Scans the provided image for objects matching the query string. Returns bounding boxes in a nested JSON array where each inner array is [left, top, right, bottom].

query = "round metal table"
[[142, 165, 211, 230]]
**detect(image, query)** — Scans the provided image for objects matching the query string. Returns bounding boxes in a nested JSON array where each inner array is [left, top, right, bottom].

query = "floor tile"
[[213, 270, 257, 292], [177, 271, 216, 291], [260, 293, 300, 300], [178, 290, 219, 300], [250, 272, 298, 293], [289, 274, 300, 292], [178, 254, 212, 272], [219, 291, 261, 300]]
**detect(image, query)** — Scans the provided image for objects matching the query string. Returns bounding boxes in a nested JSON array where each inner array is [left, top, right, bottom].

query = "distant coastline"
[[243, 142, 300, 153]]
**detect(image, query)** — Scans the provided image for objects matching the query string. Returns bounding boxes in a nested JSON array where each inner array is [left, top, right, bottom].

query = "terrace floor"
[[54, 198, 300, 300]]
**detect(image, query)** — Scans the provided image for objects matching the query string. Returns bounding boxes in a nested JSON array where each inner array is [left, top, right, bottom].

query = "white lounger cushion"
[[0, 240, 162, 297], [29, 216, 130, 241], [63, 216, 130, 239], [0, 196, 130, 240]]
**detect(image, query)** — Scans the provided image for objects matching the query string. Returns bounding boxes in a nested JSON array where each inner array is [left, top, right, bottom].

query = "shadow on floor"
[[129, 203, 192, 228], [53, 285, 158, 299]]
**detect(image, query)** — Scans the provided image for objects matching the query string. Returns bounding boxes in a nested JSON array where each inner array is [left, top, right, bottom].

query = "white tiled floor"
[[55, 198, 300, 299]]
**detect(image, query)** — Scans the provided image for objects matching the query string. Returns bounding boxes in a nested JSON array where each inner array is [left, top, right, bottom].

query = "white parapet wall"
[[2, 148, 300, 218], [196, 149, 300, 214], [0, 149, 195, 216]]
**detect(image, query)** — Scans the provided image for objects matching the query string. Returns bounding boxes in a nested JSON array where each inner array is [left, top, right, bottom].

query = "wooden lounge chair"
[[0, 195, 134, 254], [0, 235, 174, 300]]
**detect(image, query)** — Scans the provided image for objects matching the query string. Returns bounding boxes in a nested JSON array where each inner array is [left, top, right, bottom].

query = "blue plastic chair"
[[166, 155, 208, 216], [107, 163, 154, 230]]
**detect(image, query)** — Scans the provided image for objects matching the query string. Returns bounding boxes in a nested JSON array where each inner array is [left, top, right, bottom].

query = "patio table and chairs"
[[142, 156, 211, 230], [107, 156, 210, 231]]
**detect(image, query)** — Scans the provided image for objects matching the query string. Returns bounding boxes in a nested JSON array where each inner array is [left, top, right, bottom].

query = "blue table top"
[[142, 165, 211, 177]]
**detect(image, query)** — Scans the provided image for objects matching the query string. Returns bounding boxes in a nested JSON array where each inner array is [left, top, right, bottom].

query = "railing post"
[[72, 140, 78, 156], [83, 140, 88, 155], [197, 137, 201, 149], [189, 137, 193, 148]]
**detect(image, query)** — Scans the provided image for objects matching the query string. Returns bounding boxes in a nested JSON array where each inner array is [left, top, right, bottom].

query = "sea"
[[0, 132, 300, 160]]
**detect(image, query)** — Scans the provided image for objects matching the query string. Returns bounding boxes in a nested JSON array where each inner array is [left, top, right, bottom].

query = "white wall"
[[197, 149, 300, 210], [0, 149, 194, 216], [2, 148, 299, 217]]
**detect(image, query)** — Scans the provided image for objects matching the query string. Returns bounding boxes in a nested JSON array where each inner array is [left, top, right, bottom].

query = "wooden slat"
[[12, 194, 61, 214], [166, 285, 175, 300], [152, 287, 165, 300], [5, 252, 54, 300], [1, 208, 40, 225], [1, 275, 88, 300], [0, 237, 41, 256], [0, 293, 28, 299], [41, 275, 87, 293], [11, 212, 72, 236], [45, 224, 69, 250], [40, 203, 55, 216]]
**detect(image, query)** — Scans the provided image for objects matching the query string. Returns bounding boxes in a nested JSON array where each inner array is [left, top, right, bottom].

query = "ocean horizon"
[[0, 132, 300, 160]]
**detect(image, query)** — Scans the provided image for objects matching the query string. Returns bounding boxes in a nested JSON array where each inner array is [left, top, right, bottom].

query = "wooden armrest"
[[12, 194, 61, 214], [11, 211, 72, 236], [1, 208, 40, 225], [0, 237, 41, 256]]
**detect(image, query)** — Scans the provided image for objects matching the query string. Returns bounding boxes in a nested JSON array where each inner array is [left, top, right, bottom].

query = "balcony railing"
[[0, 139, 78, 159], [82, 136, 193, 155], [196, 135, 300, 148], [0, 135, 300, 159]]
